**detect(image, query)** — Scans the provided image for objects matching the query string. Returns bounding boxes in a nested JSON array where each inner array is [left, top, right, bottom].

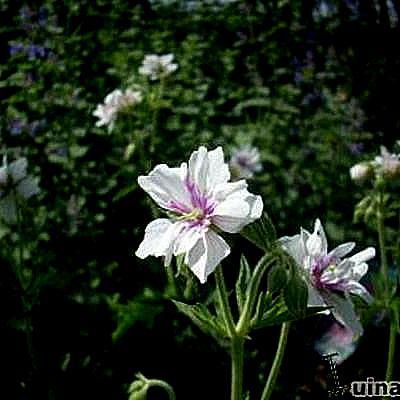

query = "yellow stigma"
[[180, 208, 204, 221]]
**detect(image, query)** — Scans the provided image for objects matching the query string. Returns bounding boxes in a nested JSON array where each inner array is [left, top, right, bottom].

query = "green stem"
[[147, 379, 176, 400], [236, 254, 273, 335], [214, 267, 244, 400], [231, 336, 244, 400], [377, 190, 389, 306], [215, 266, 236, 335], [260, 322, 290, 400], [385, 316, 397, 381]]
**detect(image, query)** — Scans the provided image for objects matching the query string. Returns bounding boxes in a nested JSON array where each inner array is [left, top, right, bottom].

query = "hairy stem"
[[260, 322, 290, 400]]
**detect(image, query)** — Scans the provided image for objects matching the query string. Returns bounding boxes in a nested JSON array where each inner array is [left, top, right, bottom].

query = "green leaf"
[[251, 293, 328, 329], [240, 212, 277, 251], [235, 255, 251, 313], [267, 263, 288, 295], [172, 300, 229, 346], [283, 264, 308, 319]]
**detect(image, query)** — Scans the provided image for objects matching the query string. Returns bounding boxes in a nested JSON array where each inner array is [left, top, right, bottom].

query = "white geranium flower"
[[0, 156, 40, 223], [136, 146, 263, 283], [93, 89, 142, 131], [138, 54, 178, 81], [279, 219, 374, 335], [373, 146, 400, 179], [229, 145, 262, 180]]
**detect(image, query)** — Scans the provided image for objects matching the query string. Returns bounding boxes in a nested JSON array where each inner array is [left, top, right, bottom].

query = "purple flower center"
[[168, 177, 216, 229], [311, 255, 344, 291]]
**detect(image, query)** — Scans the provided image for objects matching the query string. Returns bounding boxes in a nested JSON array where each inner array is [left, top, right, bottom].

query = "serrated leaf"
[[172, 300, 229, 345], [236, 255, 251, 313], [283, 266, 308, 319], [251, 294, 328, 329], [267, 263, 288, 295], [240, 212, 277, 251]]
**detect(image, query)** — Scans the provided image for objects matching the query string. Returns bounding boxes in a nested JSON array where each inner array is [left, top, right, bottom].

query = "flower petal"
[[212, 192, 263, 233], [207, 147, 230, 188], [135, 218, 173, 259], [138, 163, 190, 210], [348, 247, 375, 265], [322, 291, 363, 336], [187, 230, 230, 283], [279, 234, 306, 267], [344, 281, 373, 304], [329, 242, 355, 259], [188, 146, 209, 193], [306, 219, 328, 256]]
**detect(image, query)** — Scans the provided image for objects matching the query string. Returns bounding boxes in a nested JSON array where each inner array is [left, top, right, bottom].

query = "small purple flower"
[[9, 42, 25, 56], [348, 143, 364, 155], [8, 119, 25, 136], [37, 6, 49, 27]]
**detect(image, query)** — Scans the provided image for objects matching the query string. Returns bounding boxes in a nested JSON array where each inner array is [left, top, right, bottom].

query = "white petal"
[[306, 219, 327, 256], [135, 218, 173, 259], [206, 147, 230, 188], [348, 247, 375, 265], [138, 163, 190, 210], [212, 193, 263, 233], [328, 242, 355, 259], [188, 146, 209, 193], [278, 234, 306, 267], [308, 285, 327, 307], [345, 281, 373, 304], [213, 180, 247, 201], [322, 291, 363, 337], [9, 158, 27, 182], [187, 230, 230, 283]]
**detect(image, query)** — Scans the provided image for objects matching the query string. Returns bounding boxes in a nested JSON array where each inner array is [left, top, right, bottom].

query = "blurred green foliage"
[[0, 0, 399, 399]]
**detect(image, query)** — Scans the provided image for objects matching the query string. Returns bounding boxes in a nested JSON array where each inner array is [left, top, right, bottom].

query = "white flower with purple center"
[[279, 219, 374, 335], [135, 146, 263, 283], [138, 54, 178, 81], [373, 146, 400, 179], [93, 89, 142, 131], [229, 145, 262, 180]]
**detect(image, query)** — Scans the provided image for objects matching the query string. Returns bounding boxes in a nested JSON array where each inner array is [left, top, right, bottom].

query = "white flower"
[[93, 89, 142, 131], [0, 156, 40, 223], [279, 219, 374, 335], [229, 145, 262, 180], [136, 146, 263, 283], [138, 54, 178, 81], [349, 162, 372, 183], [373, 146, 400, 179], [315, 322, 359, 364]]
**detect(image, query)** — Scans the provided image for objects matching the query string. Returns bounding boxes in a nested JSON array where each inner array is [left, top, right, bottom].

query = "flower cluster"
[[0, 156, 40, 223], [138, 54, 178, 81], [93, 89, 142, 131], [350, 146, 400, 183], [279, 219, 374, 335], [229, 145, 262, 180], [136, 146, 263, 283]]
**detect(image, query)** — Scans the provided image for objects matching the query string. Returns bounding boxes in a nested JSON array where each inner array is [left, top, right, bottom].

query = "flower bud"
[[349, 163, 372, 183]]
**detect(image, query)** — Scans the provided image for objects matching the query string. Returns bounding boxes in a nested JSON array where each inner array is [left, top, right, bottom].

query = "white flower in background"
[[279, 219, 374, 335], [138, 54, 178, 81], [136, 146, 263, 283], [0, 156, 40, 223], [373, 146, 400, 179], [349, 162, 372, 183], [93, 89, 142, 131], [229, 145, 262, 180], [315, 322, 359, 364]]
